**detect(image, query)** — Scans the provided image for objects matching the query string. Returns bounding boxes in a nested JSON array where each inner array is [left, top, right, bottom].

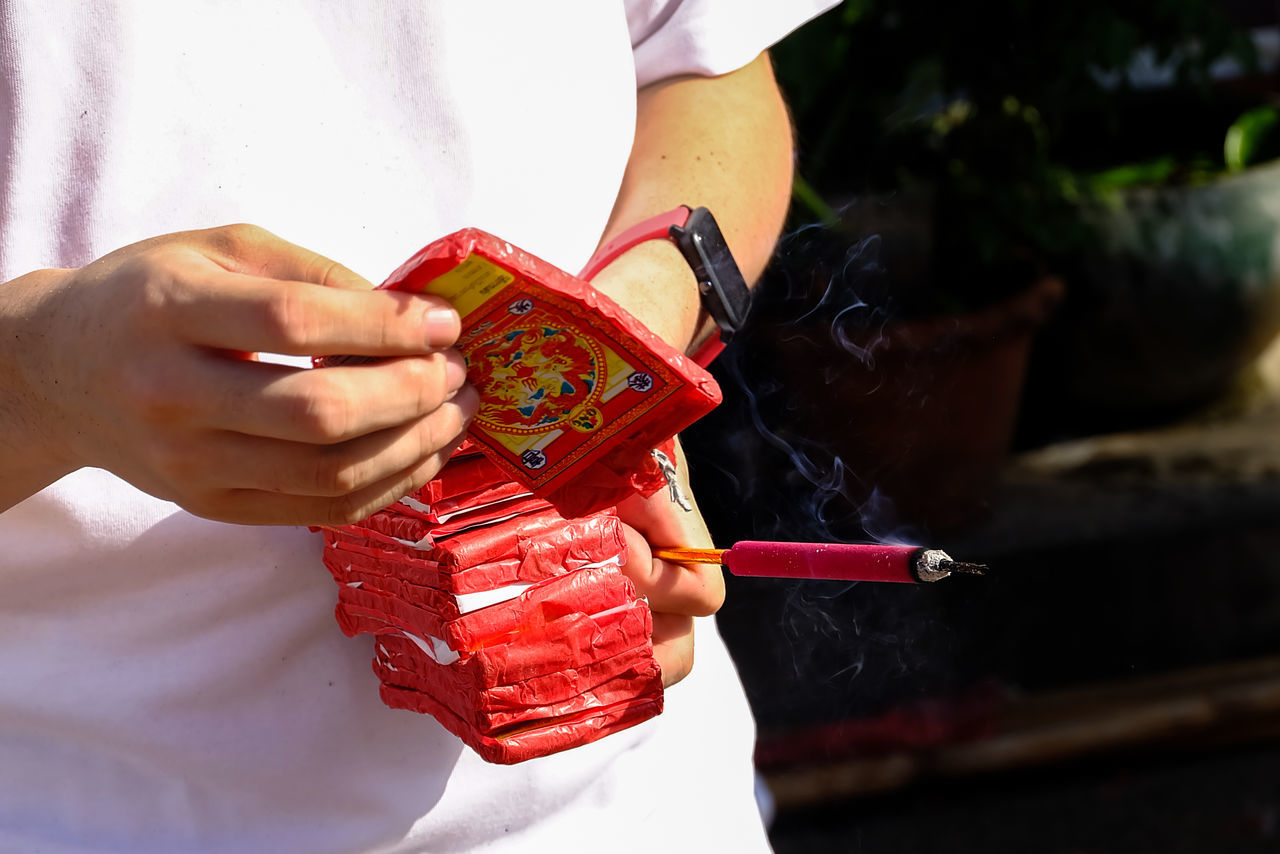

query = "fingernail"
[[444, 350, 468, 391], [453, 383, 481, 420], [426, 306, 460, 341]]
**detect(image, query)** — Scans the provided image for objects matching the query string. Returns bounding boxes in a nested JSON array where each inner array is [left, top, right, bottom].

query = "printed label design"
[[416, 254, 682, 491], [471, 323, 603, 433]]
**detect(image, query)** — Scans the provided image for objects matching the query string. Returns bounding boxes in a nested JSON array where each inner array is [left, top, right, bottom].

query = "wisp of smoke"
[[691, 210, 955, 718]]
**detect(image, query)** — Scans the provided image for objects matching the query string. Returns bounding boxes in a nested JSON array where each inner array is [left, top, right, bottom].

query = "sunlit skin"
[[592, 53, 795, 687]]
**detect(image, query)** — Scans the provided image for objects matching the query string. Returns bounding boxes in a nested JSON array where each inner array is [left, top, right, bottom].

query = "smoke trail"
[[685, 211, 964, 724]]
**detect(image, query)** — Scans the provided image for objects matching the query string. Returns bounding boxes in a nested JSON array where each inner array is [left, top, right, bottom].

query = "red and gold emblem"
[[469, 325, 603, 434]]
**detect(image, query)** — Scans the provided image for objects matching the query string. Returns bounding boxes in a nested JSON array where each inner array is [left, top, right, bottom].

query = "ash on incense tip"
[[937, 559, 987, 576]]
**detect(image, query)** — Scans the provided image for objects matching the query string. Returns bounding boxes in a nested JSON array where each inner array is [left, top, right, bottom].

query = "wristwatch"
[[578, 206, 752, 367]]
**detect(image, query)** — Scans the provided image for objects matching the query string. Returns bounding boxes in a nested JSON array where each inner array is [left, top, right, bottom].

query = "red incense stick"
[[651, 541, 986, 584]]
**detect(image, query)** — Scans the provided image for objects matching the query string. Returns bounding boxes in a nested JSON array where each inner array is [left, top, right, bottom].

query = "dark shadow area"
[[769, 744, 1280, 854], [707, 3, 1280, 848]]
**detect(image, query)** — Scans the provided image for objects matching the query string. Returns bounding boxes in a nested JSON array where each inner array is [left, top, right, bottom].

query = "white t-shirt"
[[0, 2, 835, 853]]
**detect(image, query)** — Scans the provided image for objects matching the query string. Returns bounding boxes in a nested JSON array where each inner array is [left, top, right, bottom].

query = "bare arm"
[[590, 52, 794, 350], [592, 53, 795, 686]]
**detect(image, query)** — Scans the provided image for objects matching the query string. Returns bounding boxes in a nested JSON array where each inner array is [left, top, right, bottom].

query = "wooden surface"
[[763, 654, 1280, 809]]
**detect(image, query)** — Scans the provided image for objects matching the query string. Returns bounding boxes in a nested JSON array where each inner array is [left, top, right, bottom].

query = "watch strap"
[[578, 206, 692, 282], [579, 206, 748, 367]]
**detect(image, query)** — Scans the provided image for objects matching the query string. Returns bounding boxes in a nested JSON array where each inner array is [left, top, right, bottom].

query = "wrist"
[[586, 240, 702, 353], [581, 206, 751, 367], [0, 269, 82, 508]]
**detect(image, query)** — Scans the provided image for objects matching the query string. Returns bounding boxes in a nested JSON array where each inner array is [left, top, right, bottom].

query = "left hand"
[[615, 438, 725, 688]]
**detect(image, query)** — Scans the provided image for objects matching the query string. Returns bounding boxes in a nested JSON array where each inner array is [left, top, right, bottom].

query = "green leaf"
[[1225, 105, 1280, 172]]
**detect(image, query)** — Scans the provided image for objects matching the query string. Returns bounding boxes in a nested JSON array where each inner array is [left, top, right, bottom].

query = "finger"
[[179, 419, 474, 527], [161, 388, 477, 499], [271, 387, 478, 497], [615, 439, 710, 547], [166, 259, 461, 355], [652, 611, 695, 688], [181, 351, 471, 443], [620, 524, 725, 617]]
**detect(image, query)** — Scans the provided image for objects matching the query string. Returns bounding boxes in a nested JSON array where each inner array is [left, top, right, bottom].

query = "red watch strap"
[[580, 205, 728, 368], [577, 206, 691, 282], [689, 336, 725, 368]]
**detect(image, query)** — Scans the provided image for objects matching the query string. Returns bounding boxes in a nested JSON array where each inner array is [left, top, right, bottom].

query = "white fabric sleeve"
[[626, 0, 839, 87]]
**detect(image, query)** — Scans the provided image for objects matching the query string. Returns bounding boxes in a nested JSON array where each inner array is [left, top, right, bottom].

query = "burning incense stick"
[[651, 541, 986, 584]]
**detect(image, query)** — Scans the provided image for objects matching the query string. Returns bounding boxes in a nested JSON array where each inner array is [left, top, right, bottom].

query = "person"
[[0, 2, 836, 852]]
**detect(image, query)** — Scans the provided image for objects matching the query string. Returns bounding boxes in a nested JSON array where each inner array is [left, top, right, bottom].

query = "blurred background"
[[682, 2, 1280, 850]]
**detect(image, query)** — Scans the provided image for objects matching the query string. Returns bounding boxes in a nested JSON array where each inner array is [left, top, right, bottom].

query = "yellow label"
[[424, 255, 515, 318]]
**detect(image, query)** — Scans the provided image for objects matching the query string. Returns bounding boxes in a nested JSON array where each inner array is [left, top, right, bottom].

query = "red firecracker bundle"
[[323, 462, 663, 764], [318, 228, 724, 763]]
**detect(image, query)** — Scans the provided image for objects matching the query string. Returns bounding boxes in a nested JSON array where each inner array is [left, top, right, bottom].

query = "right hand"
[[1, 224, 477, 525], [615, 439, 726, 689]]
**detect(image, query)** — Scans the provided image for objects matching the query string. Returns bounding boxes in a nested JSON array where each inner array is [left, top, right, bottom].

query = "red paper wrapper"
[[326, 537, 572, 597], [372, 228, 721, 516], [359, 494, 553, 545], [323, 498, 662, 763], [392, 482, 533, 526], [436, 506, 621, 569], [323, 510, 624, 587], [373, 600, 653, 688], [335, 563, 640, 653], [377, 646, 660, 733], [423, 507, 622, 572], [326, 504, 605, 562], [380, 683, 663, 765], [412, 452, 510, 507], [332, 551, 625, 622], [334, 565, 495, 621]]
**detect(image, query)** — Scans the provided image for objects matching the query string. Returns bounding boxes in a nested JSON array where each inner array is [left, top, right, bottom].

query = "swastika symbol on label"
[[507, 298, 535, 315], [626, 372, 654, 393]]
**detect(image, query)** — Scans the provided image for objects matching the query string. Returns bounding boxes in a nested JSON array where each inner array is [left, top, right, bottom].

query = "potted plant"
[[1020, 93, 1280, 441]]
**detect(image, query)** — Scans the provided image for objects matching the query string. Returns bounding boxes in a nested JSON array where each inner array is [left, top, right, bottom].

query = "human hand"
[[616, 439, 725, 688], [3, 224, 477, 525]]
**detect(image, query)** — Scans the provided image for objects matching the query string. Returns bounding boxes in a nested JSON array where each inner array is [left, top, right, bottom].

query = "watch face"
[[676, 208, 752, 334]]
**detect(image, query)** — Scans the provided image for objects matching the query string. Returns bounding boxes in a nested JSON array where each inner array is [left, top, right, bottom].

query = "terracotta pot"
[[755, 274, 1064, 533]]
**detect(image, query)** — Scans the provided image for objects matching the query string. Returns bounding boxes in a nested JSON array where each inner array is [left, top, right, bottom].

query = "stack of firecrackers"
[[317, 227, 721, 764], [320, 447, 663, 765]]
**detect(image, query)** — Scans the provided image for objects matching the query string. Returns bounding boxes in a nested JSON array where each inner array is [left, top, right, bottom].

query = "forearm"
[[589, 52, 794, 351]]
